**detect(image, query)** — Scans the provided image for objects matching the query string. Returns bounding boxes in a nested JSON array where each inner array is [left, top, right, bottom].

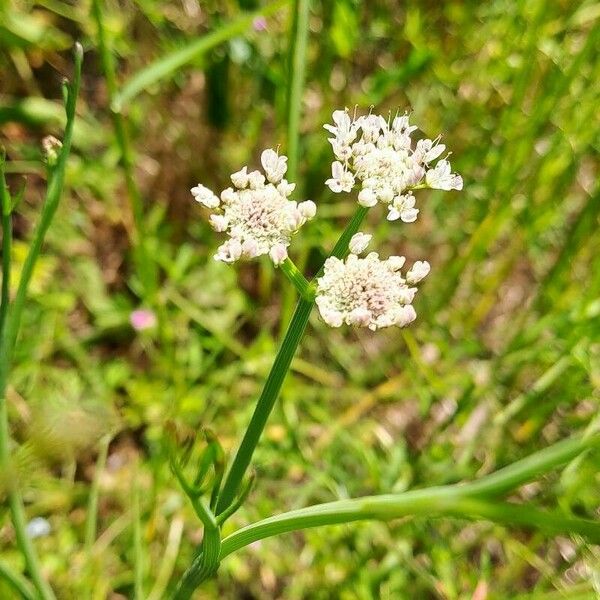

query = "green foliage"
[[1, 0, 599, 598]]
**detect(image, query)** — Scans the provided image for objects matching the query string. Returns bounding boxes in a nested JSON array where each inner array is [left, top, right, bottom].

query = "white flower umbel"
[[323, 108, 463, 220], [191, 149, 316, 265], [316, 236, 429, 330]]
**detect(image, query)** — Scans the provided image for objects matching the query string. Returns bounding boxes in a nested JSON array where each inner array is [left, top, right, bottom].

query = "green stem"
[[322, 205, 369, 266], [91, 0, 155, 297], [0, 157, 11, 339], [214, 297, 313, 515], [279, 0, 311, 334], [458, 432, 600, 497], [133, 478, 144, 600], [84, 435, 110, 553], [286, 0, 310, 184], [0, 44, 82, 600], [172, 527, 220, 600], [0, 560, 35, 600], [219, 493, 600, 559], [280, 257, 314, 300], [219, 432, 600, 558]]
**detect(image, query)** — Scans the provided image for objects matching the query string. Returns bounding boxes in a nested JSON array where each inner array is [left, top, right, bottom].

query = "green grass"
[[1, 0, 599, 598]]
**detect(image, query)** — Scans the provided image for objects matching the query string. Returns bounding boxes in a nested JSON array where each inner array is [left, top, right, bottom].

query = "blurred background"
[[1, 0, 599, 598]]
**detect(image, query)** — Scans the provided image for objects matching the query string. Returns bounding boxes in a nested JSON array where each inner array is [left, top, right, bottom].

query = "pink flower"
[[253, 16, 267, 32], [130, 309, 157, 331]]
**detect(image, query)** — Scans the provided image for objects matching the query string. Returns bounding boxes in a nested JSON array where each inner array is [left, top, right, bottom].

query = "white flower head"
[[316, 252, 427, 330], [348, 232, 372, 255], [192, 147, 316, 265], [324, 108, 463, 220]]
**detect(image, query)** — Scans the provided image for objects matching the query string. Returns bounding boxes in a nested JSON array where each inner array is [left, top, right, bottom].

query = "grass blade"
[[114, 0, 289, 109]]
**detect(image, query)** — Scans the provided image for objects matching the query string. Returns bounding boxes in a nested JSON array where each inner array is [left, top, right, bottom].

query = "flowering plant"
[[1, 39, 598, 600]]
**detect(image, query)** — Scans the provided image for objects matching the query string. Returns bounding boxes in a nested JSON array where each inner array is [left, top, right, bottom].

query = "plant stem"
[[0, 560, 35, 600], [91, 0, 156, 298], [0, 158, 11, 339], [280, 257, 315, 300], [279, 0, 311, 333], [286, 0, 310, 184], [0, 44, 82, 600], [132, 477, 144, 600], [219, 492, 600, 559], [84, 435, 111, 553], [214, 297, 313, 515], [219, 432, 600, 558]]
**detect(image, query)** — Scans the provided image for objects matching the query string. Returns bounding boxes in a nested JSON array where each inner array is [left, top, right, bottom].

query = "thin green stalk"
[[91, 0, 155, 297], [279, 0, 311, 333], [219, 433, 600, 558], [214, 297, 313, 515], [114, 0, 290, 108], [280, 257, 315, 299], [219, 493, 600, 559], [0, 44, 82, 600], [0, 156, 11, 338], [84, 435, 111, 552], [286, 0, 310, 184], [132, 478, 144, 600], [146, 516, 184, 600], [0, 560, 35, 600], [459, 432, 600, 498]]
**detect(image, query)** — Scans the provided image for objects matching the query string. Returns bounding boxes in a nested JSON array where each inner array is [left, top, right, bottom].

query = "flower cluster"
[[191, 149, 316, 265], [315, 233, 430, 330], [324, 109, 462, 222]]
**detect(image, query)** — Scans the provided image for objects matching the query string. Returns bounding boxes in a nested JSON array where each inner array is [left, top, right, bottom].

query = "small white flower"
[[269, 243, 288, 265], [349, 232, 372, 255], [261, 149, 288, 183], [316, 252, 427, 330], [358, 188, 377, 207], [209, 214, 229, 232], [221, 187, 236, 204], [26, 517, 51, 539], [277, 180, 296, 196], [191, 184, 220, 208], [425, 159, 463, 191], [324, 109, 357, 145], [387, 255, 406, 271], [388, 193, 419, 223], [415, 138, 446, 164], [326, 161, 355, 193], [406, 260, 430, 284], [215, 239, 243, 263], [248, 170, 266, 189], [298, 200, 317, 219], [395, 304, 417, 327], [242, 238, 260, 258], [231, 166, 249, 189]]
